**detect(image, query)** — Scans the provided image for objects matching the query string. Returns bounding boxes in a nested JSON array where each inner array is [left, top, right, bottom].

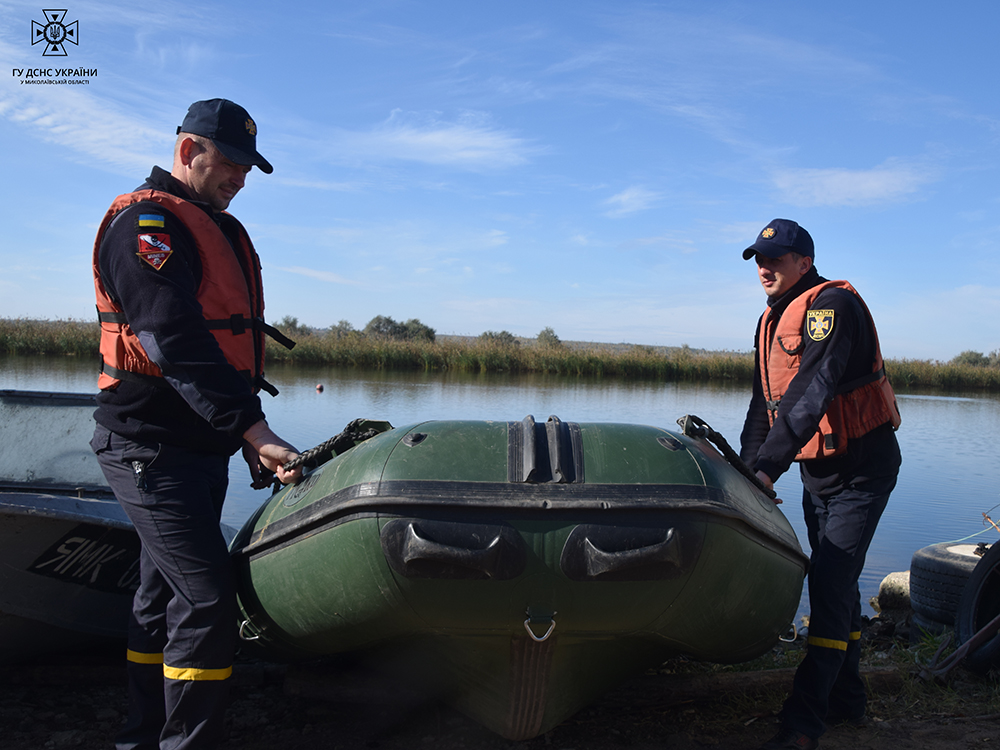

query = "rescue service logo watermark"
[[31, 9, 79, 56], [12, 8, 95, 85]]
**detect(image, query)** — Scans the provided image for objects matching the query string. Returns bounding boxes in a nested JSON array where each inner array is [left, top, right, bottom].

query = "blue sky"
[[1, 1, 998, 360]]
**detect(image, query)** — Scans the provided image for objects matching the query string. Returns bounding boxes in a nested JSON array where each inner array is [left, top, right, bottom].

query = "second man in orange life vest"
[[739, 219, 901, 750]]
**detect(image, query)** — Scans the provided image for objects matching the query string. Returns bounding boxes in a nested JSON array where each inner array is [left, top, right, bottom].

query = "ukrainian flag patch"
[[138, 214, 165, 228]]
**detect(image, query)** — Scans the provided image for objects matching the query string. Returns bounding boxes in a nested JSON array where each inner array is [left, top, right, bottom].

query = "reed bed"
[[2, 318, 998, 392], [886, 358, 1000, 391], [262, 333, 757, 382], [0, 318, 98, 357]]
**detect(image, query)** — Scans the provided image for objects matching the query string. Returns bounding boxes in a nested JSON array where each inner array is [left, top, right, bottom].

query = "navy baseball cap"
[[177, 98, 273, 174], [742, 219, 814, 260]]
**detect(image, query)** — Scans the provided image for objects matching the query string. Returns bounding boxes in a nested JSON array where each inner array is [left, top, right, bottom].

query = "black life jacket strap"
[[256, 376, 280, 397], [253, 318, 296, 350], [203, 315, 296, 350], [100, 360, 170, 388], [236, 369, 279, 397], [836, 366, 884, 396], [97, 307, 128, 325]]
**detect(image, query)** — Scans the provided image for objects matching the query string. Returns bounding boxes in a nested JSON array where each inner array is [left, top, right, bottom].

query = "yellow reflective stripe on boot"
[[807, 636, 848, 651], [163, 664, 233, 681], [126, 649, 164, 664]]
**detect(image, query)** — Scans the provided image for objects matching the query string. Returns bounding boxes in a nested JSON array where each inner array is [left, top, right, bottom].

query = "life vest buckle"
[[230, 313, 247, 335]]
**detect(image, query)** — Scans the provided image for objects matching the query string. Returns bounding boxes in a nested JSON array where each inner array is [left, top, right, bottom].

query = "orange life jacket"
[[93, 190, 280, 394], [759, 280, 901, 460]]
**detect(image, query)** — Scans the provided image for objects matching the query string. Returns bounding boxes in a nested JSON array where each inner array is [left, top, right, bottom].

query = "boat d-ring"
[[239, 619, 261, 642], [778, 622, 798, 643], [524, 612, 557, 642]]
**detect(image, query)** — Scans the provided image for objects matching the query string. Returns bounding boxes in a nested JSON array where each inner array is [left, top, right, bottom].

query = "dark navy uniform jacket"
[[94, 166, 265, 456], [739, 267, 901, 498]]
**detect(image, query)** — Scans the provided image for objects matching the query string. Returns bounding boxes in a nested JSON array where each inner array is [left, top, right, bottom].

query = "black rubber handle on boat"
[[282, 418, 390, 471], [402, 522, 504, 577], [582, 529, 681, 578]]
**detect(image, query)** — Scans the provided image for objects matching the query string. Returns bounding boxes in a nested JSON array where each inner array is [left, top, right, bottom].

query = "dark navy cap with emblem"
[[742, 218, 814, 260], [177, 98, 273, 174]]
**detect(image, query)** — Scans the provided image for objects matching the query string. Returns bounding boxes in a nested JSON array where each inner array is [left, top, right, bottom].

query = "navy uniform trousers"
[[781, 473, 896, 739], [92, 424, 236, 750]]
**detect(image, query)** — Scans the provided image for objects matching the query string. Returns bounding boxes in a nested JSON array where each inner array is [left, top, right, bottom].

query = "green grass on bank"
[[2, 317, 999, 392]]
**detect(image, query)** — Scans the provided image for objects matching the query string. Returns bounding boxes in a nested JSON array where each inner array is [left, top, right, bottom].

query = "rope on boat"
[[983, 509, 1000, 534], [676, 414, 777, 501], [282, 418, 389, 472]]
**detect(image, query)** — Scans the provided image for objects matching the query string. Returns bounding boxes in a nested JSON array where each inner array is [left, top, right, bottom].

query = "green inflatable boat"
[[230, 415, 807, 740]]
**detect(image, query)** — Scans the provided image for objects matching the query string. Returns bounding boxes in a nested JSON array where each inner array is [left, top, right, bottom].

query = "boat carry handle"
[[402, 522, 503, 575], [583, 529, 680, 578]]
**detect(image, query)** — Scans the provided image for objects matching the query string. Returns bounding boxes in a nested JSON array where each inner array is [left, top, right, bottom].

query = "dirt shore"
[[2, 633, 998, 750]]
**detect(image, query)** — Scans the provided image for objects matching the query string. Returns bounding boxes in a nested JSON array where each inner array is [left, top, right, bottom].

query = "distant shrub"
[[363, 315, 404, 339], [363, 315, 436, 343], [536, 327, 562, 349], [478, 330, 520, 347], [951, 350, 989, 368], [275, 315, 313, 338], [330, 320, 359, 339], [402, 318, 436, 343]]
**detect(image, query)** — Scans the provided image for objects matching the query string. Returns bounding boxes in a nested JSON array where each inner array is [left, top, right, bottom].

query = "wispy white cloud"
[[603, 186, 659, 217], [486, 75, 547, 103], [719, 221, 771, 244], [484, 229, 508, 246], [271, 266, 359, 285], [771, 159, 935, 207], [542, 9, 884, 149], [272, 177, 365, 192], [330, 109, 540, 170], [627, 233, 698, 253], [0, 82, 169, 174]]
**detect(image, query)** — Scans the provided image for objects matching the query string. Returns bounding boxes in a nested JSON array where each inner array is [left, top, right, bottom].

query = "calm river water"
[[4, 355, 999, 621]]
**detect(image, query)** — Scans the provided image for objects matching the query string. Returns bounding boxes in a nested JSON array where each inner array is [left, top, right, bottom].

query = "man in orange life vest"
[[739, 220, 901, 750], [90, 99, 302, 749]]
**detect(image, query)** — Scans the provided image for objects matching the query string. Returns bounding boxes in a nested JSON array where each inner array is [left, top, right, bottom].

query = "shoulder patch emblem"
[[136, 233, 173, 270], [807, 309, 835, 341]]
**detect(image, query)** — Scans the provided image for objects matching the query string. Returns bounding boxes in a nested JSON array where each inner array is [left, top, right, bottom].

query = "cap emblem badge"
[[245, 118, 257, 136], [762, 227, 776, 239]]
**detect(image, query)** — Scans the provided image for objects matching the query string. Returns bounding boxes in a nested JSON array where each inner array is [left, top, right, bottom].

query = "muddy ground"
[[2, 624, 998, 750]]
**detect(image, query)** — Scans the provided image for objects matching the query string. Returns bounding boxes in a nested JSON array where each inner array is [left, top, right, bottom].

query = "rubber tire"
[[909, 543, 982, 626], [956, 542, 1000, 674]]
